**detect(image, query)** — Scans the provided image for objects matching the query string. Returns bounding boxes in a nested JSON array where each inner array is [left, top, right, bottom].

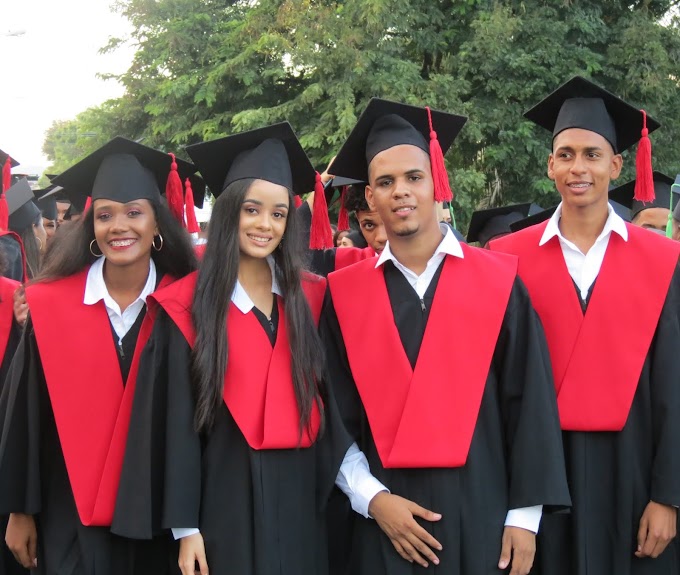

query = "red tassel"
[[426, 107, 453, 203], [337, 186, 350, 231], [184, 178, 200, 234], [293, 195, 303, 208], [0, 158, 11, 230], [84, 197, 92, 213], [634, 110, 655, 203], [309, 172, 334, 249], [166, 153, 185, 226]]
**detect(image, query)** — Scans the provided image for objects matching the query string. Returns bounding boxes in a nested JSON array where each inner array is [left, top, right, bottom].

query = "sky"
[[1, 0, 135, 174]]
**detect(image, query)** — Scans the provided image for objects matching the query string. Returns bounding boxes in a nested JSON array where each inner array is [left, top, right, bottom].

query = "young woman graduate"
[[111, 122, 352, 575], [6, 179, 47, 281], [0, 136, 198, 575]]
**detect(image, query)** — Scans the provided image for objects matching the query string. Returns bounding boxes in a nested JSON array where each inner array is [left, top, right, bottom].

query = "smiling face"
[[365, 144, 438, 240], [238, 179, 290, 260], [92, 198, 158, 268], [549, 128, 623, 210]]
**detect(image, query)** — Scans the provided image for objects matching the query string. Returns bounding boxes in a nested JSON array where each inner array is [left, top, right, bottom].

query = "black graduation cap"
[[33, 186, 58, 221], [525, 76, 660, 202], [328, 98, 467, 202], [608, 172, 678, 219], [509, 206, 558, 233], [0, 149, 19, 168], [44, 177, 72, 205], [7, 178, 41, 233], [467, 203, 542, 246], [186, 122, 315, 198], [186, 173, 206, 209], [52, 137, 196, 212]]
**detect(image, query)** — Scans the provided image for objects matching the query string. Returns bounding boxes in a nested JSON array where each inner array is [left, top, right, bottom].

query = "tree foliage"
[[45, 0, 680, 230]]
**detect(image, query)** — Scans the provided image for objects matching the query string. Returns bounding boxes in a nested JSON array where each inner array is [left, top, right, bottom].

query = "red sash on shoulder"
[[334, 246, 375, 271], [328, 246, 517, 468], [26, 268, 174, 526], [152, 271, 326, 449], [0, 231, 27, 282], [0, 277, 20, 361], [491, 222, 680, 431]]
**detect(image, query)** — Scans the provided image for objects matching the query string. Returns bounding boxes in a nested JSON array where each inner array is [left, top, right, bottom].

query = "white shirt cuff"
[[172, 528, 200, 540], [335, 442, 389, 518], [504, 505, 543, 534]]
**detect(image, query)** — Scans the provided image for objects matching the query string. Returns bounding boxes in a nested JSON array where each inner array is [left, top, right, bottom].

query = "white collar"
[[83, 257, 157, 314], [539, 201, 629, 247], [376, 222, 464, 269], [231, 255, 283, 314]]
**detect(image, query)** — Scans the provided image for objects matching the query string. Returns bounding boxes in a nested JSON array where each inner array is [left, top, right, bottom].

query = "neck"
[[103, 256, 151, 312], [558, 198, 610, 254], [238, 254, 272, 289], [388, 220, 444, 275]]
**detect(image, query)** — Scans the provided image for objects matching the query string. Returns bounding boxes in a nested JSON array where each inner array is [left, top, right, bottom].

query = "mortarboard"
[[187, 122, 333, 248], [52, 137, 196, 216], [467, 203, 542, 246], [524, 76, 660, 202], [7, 178, 41, 234], [326, 176, 365, 231], [33, 186, 59, 221], [329, 98, 467, 202]]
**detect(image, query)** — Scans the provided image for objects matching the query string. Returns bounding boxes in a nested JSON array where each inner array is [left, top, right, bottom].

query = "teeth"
[[396, 207, 414, 212], [249, 235, 271, 242], [110, 240, 135, 247]]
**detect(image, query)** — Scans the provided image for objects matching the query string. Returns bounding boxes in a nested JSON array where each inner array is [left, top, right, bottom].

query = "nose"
[[392, 176, 412, 199], [109, 212, 130, 232], [257, 211, 273, 230], [375, 224, 387, 246], [569, 153, 587, 175]]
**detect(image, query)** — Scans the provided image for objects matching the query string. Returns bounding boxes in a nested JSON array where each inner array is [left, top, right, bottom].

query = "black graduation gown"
[[0, 237, 22, 283], [0, 310, 175, 575], [533, 270, 680, 575], [321, 260, 571, 575], [112, 301, 352, 575]]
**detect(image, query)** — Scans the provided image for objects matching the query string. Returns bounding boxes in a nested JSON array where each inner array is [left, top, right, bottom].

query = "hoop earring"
[[89, 239, 104, 257], [153, 234, 164, 251], [36, 237, 43, 252]]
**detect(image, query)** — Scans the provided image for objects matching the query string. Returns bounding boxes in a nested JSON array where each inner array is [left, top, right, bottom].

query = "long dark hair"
[[192, 179, 326, 436], [21, 212, 43, 280], [37, 202, 198, 282]]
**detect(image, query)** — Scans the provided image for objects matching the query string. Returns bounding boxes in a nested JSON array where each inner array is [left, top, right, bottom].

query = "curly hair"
[[341, 184, 370, 214]]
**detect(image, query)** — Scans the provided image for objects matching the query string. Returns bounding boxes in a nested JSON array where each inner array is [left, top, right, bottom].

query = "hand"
[[368, 492, 442, 568], [498, 526, 536, 575], [319, 156, 336, 185], [178, 532, 208, 575], [13, 286, 28, 327], [6, 513, 37, 569], [636, 501, 677, 559]]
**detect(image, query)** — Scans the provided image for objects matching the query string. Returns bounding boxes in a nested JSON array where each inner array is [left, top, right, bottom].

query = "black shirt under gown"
[[533, 269, 680, 575], [0, 308, 176, 575], [111, 296, 353, 575], [321, 260, 571, 575]]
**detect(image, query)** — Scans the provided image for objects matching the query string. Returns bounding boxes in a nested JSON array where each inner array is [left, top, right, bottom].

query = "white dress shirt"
[[173, 256, 281, 540], [335, 224, 542, 533], [83, 257, 156, 344], [540, 202, 628, 300]]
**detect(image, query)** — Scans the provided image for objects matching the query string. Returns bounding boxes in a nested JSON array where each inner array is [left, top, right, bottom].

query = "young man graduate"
[[490, 76, 680, 575], [322, 98, 570, 575]]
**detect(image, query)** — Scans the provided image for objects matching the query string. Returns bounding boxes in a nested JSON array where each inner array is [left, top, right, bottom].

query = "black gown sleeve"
[[0, 316, 44, 515], [493, 277, 571, 512], [648, 264, 680, 506], [112, 309, 202, 539], [0, 237, 24, 282]]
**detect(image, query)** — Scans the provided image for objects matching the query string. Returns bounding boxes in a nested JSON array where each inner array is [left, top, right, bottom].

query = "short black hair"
[[342, 184, 370, 213]]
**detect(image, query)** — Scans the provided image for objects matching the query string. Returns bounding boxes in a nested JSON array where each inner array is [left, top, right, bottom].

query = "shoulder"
[[490, 223, 547, 255], [149, 271, 198, 309]]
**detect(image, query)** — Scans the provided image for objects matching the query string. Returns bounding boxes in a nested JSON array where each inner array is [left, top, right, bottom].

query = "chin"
[[394, 225, 419, 238]]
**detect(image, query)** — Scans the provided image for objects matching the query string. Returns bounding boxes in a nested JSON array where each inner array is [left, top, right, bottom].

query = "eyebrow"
[[242, 199, 289, 209], [555, 146, 604, 153], [374, 168, 425, 181]]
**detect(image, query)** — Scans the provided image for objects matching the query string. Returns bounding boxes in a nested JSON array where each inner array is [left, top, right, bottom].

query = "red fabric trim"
[[0, 277, 20, 361], [333, 246, 375, 271], [152, 271, 327, 449], [328, 246, 517, 467], [26, 270, 173, 525], [491, 223, 680, 430]]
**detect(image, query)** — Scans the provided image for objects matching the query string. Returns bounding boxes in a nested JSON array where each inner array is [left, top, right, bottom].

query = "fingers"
[[406, 532, 440, 566], [391, 540, 413, 564], [408, 502, 442, 523], [509, 545, 535, 575], [399, 537, 430, 568], [195, 545, 209, 575], [636, 514, 649, 557], [498, 531, 512, 570], [11, 544, 33, 570], [28, 531, 37, 569], [411, 523, 443, 552]]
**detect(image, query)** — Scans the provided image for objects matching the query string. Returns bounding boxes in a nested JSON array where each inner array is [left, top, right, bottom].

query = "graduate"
[[322, 98, 570, 575], [490, 76, 680, 575], [0, 152, 25, 283], [33, 187, 59, 245], [111, 122, 352, 575], [0, 137, 198, 575], [6, 179, 46, 280], [467, 204, 543, 248]]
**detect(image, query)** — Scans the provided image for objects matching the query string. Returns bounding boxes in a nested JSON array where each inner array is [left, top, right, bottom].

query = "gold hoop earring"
[[36, 237, 43, 252], [89, 239, 104, 257], [153, 234, 164, 251]]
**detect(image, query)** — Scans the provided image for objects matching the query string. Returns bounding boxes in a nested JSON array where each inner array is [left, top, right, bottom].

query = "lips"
[[108, 239, 137, 248], [393, 205, 416, 214], [247, 234, 273, 244], [567, 182, 592, 190]]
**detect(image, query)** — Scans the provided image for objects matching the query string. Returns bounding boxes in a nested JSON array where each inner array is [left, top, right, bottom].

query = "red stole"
[[491, 223, 680, 431], [26, 269, 174, 526], [0, 277, 19, 361], [328, 246, 517, 468], [152, 271, 327, 450], [334, 246, 375, 271], [0, 230, 27, 282]]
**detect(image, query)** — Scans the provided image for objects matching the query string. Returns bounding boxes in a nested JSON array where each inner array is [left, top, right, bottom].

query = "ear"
[[547, 153, 556, 181], [609, 154, 623, 180], [365, 184, 376, 211]]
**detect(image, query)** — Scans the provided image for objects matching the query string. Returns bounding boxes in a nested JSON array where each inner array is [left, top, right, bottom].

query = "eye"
[[587, 152, 600, 159], [408, 174, 421, 182], [273, 211, 287, 219], [379, 179, 392, 187], [363, 223, 375, 230], [96, 213, 111, 221], [127, 209, 142, 217], [244, 207, 258, 214]]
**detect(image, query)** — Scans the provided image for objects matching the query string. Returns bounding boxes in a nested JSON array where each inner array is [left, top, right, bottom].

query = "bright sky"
[[1, 0, 134, 174]]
